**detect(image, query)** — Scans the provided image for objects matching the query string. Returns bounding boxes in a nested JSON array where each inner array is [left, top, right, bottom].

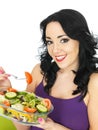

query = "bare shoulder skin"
[[26, 63, 43, 92], [87, 73, 98, 130]]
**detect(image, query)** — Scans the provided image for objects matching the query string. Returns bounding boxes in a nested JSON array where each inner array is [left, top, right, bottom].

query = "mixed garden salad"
[[0, 87, 53, 124]]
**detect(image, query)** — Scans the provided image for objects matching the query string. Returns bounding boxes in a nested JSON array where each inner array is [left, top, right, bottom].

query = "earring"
[[51, 59, 54, 63]]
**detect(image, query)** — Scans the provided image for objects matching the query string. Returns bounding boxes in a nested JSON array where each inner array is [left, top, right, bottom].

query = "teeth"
[[56, 56, 65, 60]]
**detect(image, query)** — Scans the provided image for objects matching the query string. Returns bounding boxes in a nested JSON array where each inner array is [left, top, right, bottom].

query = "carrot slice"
[[25, 72, 32, 84], [41, 98, 52, 111], [24, 107, 37, 113], [7, 87, 17, 92]]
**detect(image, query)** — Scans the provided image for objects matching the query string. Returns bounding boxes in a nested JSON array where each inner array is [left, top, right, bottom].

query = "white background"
[[0, 0, 98, 90]]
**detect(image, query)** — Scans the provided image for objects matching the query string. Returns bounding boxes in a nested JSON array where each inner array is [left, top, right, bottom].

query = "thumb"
[[38, 118, 45, 124]]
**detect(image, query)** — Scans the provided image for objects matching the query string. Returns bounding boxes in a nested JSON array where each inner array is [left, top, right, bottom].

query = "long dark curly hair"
[[39, 9, 98, 98]]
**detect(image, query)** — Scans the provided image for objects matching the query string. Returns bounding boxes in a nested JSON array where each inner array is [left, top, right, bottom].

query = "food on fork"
[[25, 72, 33, 84], [2, 71, 32, 84]]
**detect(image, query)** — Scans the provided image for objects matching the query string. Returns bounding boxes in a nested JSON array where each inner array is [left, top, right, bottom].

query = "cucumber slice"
[[5, 92, 17, 99], [36, 104, 47, 113]]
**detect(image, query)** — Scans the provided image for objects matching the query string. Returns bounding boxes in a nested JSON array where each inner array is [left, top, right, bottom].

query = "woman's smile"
[[55, 55, 67, 62]]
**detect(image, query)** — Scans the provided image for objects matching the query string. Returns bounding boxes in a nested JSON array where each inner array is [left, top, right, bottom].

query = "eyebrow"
[[57, 35, 67, 38], [46, 34, 67, 39]]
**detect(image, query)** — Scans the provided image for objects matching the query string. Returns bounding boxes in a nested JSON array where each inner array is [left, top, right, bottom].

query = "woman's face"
[[45, 22, 79, 71]]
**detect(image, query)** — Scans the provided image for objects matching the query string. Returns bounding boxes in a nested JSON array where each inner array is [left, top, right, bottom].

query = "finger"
[[0, 70, 4, 74], [0, 74, 10, 80], [46, 117, 53, 122], [37, 118, 54, 130], [38, 118, 45, 124], [0, 67, 5, 74], [32, 118, 45, 129]]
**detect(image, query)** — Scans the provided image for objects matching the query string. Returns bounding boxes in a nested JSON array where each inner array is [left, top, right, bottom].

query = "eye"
[[60, 38, 69, 43], [45, 40, 53, 45]]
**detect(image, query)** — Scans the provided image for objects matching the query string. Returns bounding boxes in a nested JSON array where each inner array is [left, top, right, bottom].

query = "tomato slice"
[[25, 72, 32, 84], [0, 91, 4, 95], [41, 98, 52, 111], [24, 107, 37, 113], [3, 100, 10, 106]]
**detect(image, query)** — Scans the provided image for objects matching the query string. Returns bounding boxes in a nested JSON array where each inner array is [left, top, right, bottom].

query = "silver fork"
[[8, 74, 26, 80]]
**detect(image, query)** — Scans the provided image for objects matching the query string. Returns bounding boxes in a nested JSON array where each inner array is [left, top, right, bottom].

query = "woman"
[[4, 9, 98, 130]]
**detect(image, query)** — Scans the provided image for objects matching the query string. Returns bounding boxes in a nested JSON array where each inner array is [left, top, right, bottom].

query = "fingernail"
[[38, 118, 43, 123], [0, 70, 3, 74]]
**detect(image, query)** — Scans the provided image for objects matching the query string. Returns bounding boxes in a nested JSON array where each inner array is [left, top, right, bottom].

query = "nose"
[[52, 43, 60, 53]]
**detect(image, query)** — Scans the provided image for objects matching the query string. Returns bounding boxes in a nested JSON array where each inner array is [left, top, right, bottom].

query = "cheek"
[[69, 44, 79, 54], [66, 44, 79, 59], [47, 47, 52, 56], [74, 45, 79, 55], [47, 46, 53, 55], [73, 50, 79, 60]]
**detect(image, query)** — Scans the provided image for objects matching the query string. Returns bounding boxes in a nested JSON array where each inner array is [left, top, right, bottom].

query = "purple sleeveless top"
[[30, 81, 89, 130]]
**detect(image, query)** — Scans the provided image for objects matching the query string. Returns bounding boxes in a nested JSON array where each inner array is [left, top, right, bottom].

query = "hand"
[[36, 117, 71, 130], [0, 66, 11, 90], [0, 67, 9, 80], [36, 118, 55, 130]]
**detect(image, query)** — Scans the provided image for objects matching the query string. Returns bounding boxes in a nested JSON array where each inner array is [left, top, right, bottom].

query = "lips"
[[55, 55, 66, 62]]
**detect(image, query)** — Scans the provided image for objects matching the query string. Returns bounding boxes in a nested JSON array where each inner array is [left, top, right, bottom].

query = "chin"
[[57, 64, 67, 70]]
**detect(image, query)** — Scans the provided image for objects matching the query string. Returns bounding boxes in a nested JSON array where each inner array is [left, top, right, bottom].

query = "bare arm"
[[13, 121, 30, 130], [87, 73, 98, 130], [13, 118, 71, 130], [35, 118, 71, 130]]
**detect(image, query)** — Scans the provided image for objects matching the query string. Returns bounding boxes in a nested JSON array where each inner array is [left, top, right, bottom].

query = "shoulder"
[[32, 63, 42, 74], [31, 63, 43, 85], [88, 72, 98, 96], [26, 63, 43, 92]]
